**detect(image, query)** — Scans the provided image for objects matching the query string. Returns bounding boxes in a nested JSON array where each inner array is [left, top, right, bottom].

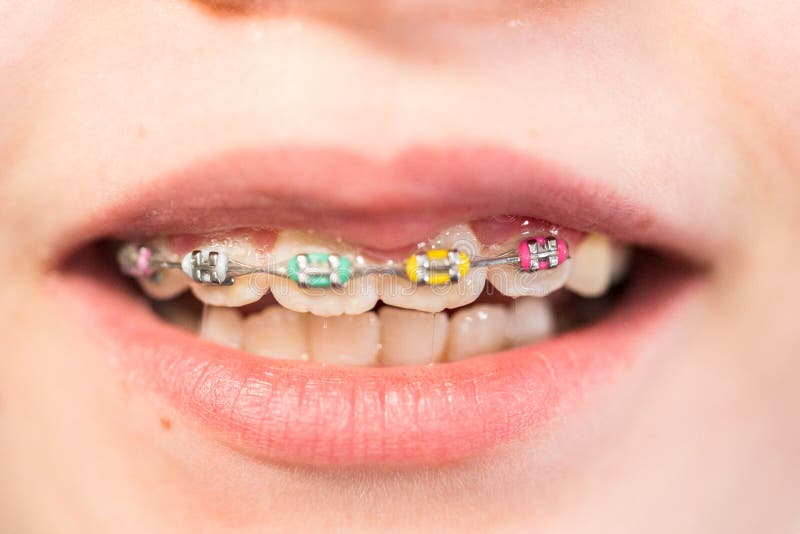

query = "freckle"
[[137, 126, 148, 138], [160, 417, 172, 431]]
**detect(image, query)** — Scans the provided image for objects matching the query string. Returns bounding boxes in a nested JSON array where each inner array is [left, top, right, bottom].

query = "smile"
[[49, 144, 702, 466]]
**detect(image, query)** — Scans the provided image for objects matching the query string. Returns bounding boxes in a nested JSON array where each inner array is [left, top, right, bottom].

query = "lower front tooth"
[[565, 233, 614, 297], [242, 307, 309, 360], [505, 297, 555, 347], [307, 313, 381, 366], [200, 306, 244, 349], [378, 308, 448, 366], [446, 304, 509, 361]]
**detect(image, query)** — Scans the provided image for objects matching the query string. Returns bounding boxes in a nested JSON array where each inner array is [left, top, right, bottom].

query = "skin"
[[1, 0, 799, 532]]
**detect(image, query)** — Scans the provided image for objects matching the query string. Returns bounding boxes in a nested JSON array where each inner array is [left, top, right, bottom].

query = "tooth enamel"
[[446, 304, 509, 362], [191, 274, 270, 307], [199, 306, 244, 349], [242, 307, 309, 360], [134, 239, 190, 300], [505, 297, 556, 347], [486, 260, 572, 298], [307, 313, 381, 366], [187, 235, 272, 307], [379, 225, 486, 313], [138, 269, 190, 300], [482, 234, 572, 299], [566, 233, 614, 297], [270, 231, 379, 316], [378, 308, 448, 366]]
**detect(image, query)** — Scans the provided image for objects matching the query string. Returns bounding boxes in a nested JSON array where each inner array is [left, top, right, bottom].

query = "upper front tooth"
[[446, 304, 509, 361], [188, 235, 271, 307], [378, 307, 448, 366], [307, 313, 381, 366], [269, 231, 379, 317], [379, 224, 486, 313], [199, 306, 244, 349], [565, 233, 614, 297]]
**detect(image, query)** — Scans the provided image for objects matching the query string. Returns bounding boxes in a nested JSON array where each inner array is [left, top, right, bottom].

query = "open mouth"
[[48, 145, 702, 466]]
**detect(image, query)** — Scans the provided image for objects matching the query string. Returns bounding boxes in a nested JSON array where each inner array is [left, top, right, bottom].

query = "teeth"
[[446, 304, 509, 362], [505, 297, 556, 346], [486, 260, 572, 298], [189, 235, 271, 307], [378, 308, 448, 366], [565, 233, 614, 297], [138, 269, 190, 301], [483, 234, 571, 298], [199, 306, 244, 349], [270, 231, 379, 316], [136, 239, 190, 300], [242, 307, 309, 360], [191, 274, 270, 307], [307, 313, 381, 366], [379, 224, 486, 313]]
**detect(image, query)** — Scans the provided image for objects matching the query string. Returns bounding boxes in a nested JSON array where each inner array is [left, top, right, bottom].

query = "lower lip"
[[51, 256, 698, 466]]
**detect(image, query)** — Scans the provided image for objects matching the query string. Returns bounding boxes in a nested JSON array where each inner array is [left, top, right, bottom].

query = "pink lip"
[[49, 144, 703, 465], [53, 251, 698, 465], [52, 145, 706, 265]]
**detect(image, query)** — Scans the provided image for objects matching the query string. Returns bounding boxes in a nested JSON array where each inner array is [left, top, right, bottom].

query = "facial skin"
[[1, 1, 799, 532]]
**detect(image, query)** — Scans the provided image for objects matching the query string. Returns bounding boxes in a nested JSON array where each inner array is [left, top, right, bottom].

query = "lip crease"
[[48, 143, 704, 466]]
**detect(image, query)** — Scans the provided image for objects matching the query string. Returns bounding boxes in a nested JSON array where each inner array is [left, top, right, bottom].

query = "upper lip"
[[50, 142, 704, 466], [53, 144, 711, 266]]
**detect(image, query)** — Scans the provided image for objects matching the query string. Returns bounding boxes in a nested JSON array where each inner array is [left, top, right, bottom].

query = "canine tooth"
[[380, 225, 486, 312], [486, 260, 571, 298], [307, 313, 381, 366], [446, 304, 509, 361], [270, 231, 378, 316], [378, 308, 448, 366], [505, 297, 555, 347], [566, 233, 614, 297], [191, 274, 270, 307], [242, 307, 309, 360], [200, 306, 244, 349], [138, 269, 190, 300], [188, 235, 272, 307], [134, 238, 189, 300]]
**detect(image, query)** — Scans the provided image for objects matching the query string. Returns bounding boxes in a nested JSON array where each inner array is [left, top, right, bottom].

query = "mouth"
[[48, 144, 703, 466]]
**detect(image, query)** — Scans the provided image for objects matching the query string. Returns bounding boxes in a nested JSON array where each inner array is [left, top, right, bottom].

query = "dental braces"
[[117, 236, 569, 289]]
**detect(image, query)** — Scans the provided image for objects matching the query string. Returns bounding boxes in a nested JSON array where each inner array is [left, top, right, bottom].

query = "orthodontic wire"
[[117, 235, 570, 289]]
